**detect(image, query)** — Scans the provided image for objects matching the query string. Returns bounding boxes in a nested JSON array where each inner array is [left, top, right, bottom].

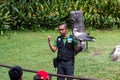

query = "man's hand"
[[48, 36, 57, 52], [48, 36, 52, 42]]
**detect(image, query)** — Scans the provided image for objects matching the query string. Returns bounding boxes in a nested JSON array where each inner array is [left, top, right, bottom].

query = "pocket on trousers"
[[53, 58, 58, 68]]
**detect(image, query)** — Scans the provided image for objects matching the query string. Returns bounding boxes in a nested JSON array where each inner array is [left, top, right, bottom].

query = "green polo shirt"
[[54, 35, 78, 47]]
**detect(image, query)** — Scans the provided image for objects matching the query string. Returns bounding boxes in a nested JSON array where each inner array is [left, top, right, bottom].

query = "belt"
[[61, 59, 74, 62]]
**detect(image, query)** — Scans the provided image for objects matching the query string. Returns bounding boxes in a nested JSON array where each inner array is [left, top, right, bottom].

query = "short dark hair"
[[59, 23, 68, 29], [8, 66, 23, 80], [33, 75, 42, 80]]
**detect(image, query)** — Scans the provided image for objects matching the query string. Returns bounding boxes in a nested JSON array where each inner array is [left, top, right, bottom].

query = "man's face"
[[59, 25, 67, 36]]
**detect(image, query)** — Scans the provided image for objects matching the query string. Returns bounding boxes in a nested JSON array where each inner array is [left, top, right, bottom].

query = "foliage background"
[[0, 0, 120, 33]]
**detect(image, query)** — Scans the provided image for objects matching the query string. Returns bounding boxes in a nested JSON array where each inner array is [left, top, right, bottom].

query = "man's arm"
[[74, 39, 83, 55], [48, 36, 57, 53]]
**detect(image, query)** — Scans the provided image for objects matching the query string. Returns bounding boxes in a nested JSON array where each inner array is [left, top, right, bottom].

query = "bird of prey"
[[73, 28, 95, 42]]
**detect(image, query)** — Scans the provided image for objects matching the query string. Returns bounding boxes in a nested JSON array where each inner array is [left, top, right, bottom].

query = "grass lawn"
[[0, 29, 120, 80]]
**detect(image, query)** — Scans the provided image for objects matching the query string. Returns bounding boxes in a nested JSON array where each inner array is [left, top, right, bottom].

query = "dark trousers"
[[57, 61, 74, 80]]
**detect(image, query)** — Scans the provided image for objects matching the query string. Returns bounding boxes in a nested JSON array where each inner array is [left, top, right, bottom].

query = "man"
[[8, 66, 23, 80], [48, 23, 82, 80]]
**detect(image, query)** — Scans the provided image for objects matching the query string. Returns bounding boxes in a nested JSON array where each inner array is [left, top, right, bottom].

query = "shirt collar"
[[61, 35, 69, 39]]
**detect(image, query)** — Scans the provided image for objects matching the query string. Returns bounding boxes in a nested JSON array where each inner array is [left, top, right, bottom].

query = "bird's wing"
[[74, 32, 94, 41]]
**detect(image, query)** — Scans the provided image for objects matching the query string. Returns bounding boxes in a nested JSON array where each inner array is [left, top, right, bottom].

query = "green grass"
[[0, 30, 120, 80]]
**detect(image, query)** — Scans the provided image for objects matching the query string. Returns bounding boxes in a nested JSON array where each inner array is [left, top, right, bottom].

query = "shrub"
[[0, 0, 120, 33]]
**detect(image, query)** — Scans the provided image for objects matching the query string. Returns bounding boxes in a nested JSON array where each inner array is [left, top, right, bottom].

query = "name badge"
[[68, 38, 72, 43]]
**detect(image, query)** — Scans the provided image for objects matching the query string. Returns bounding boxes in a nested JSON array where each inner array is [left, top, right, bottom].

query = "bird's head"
[[73, 28, 78, 32]]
